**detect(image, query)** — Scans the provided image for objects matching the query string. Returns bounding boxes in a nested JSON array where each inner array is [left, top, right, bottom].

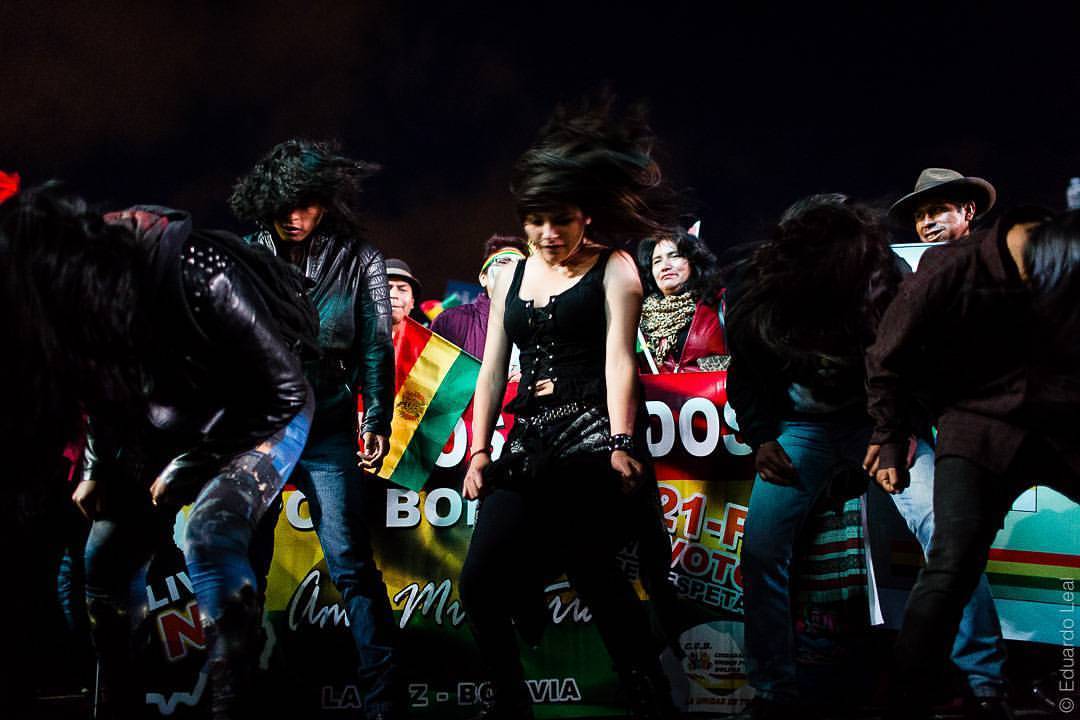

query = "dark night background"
[[2, 1, 1079, 297]]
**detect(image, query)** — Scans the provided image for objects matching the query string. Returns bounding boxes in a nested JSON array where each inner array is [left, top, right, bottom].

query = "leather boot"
[[202, 586, 262, 720], [87, 597, 143, 719]]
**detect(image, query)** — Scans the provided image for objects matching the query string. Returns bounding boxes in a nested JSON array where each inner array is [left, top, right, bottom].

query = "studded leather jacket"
[[250, 230, 394, 438], [84, 208, 309, 491]]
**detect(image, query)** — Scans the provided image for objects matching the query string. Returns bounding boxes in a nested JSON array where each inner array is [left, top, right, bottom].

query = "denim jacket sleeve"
[[354, 245, 395, 437]]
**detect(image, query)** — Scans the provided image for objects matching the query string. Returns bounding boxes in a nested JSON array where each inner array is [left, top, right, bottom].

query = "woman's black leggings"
[[459, 455, 658, 703]]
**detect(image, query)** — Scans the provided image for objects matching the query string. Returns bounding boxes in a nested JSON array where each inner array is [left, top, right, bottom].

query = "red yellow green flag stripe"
[[371, 317, 480, 490]]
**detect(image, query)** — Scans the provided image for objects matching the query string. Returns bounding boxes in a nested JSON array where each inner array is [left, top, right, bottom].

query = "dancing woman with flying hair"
[[230, 139, 403, 719], [459, 101, 681, 720], [725, 194, 903, 716]]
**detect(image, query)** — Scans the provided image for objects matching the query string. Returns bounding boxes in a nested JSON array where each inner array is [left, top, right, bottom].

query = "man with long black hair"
[[2, 187, 314, 719], [867, 209, 1080, 719], [230, 139, 402, 720]]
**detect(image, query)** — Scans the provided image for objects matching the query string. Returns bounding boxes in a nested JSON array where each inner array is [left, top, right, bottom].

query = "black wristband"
[[610, 433, 634, 453]]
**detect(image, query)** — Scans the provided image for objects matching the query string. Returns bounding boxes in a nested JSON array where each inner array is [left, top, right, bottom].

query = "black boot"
[[202, 586, 262, 720], [621, 664, 680, 720], [87, 597, 143, 719]]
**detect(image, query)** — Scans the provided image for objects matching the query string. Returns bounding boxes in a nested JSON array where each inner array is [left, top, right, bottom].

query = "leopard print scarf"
[[640, 292, 696, 364]]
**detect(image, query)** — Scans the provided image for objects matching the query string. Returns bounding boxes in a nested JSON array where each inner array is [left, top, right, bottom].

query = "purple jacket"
[[430, 293, 490, 360]]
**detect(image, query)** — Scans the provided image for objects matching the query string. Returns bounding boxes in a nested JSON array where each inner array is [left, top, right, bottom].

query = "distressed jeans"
[[84, 394, 312, 715]]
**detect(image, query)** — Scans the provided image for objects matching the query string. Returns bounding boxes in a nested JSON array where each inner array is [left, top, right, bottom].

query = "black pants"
[[893, 439, 1079, 708], [459, 455, 658, 704]]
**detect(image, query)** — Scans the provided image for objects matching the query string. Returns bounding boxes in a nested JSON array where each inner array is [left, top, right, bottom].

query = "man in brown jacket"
[[865, 208, 1080, 719]]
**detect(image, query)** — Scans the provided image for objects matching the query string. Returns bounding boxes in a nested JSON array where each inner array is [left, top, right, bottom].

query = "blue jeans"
[[290, 428, 400, 715], [741, 418, 870, 703], [182, 398, 313, 622], [85, 395, 313, 714], [889, 439, 1006, 697]]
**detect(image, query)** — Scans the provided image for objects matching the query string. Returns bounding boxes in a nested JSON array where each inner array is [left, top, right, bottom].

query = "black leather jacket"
[[84, 208, 309, 490], [250, 230, 394, 438]]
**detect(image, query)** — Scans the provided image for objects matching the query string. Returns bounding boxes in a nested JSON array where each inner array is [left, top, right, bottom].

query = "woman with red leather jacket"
[[637, 229, 728, 374]]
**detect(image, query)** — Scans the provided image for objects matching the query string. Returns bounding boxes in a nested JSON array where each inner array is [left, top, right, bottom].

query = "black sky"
[[3, 1, 1079, 296]]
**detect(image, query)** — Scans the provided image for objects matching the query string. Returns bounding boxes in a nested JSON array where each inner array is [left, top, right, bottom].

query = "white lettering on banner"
[[722, 401, 753, 455], [287, 569, 350, 630], [645, 400, 676, 456], [645, 396, 750, 458], [526, 678, 583, 703], [285, 490, 314, 530], [456, 681, 494, 706], [437, 418, 468, 467], [545, 580, 593, 624], [412, 683, 432, 707], [387, 489, 422, 527], [146, 671, 207, 715], [723, 401, 741, 431], [386, 488, 479, 528], [332, 680, 576, 711], [425, 488, 462, 527], [679, 397, 721, 457], [453, 680, 580, 706], [436, 415, 507, 468], [147, 571, 193, 611], [322, 684, 363, 709], [393, 578, 466, 628]]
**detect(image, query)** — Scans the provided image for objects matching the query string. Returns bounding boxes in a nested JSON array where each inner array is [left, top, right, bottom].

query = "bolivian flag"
[[369, 317, 480, 491]]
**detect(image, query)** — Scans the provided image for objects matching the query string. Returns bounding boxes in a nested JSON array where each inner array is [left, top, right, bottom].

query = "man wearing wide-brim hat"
[[890, 167, 997, 243], [875, 165, 1013, 719]]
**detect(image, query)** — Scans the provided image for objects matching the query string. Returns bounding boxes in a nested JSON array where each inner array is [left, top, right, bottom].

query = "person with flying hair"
[[230, 139, 403, 720], [458, 100, 682, 720], [724, 194, 904, 718], [1, 185, 314, 719]]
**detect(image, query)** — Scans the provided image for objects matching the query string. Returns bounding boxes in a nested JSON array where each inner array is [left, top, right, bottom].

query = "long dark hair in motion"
[[726, 194, 903, 383], [0, 186, 146, 479], [510, 97, 680, 246], [229, 139, 380, 238], [1024, 209, 1080, 360]]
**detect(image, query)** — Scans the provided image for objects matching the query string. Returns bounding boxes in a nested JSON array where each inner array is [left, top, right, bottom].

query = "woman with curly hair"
[[637, 228, 727, 373], [725, 194, 903, 717], [458, 102, 681, 720], [230, 139, 401, 719]]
